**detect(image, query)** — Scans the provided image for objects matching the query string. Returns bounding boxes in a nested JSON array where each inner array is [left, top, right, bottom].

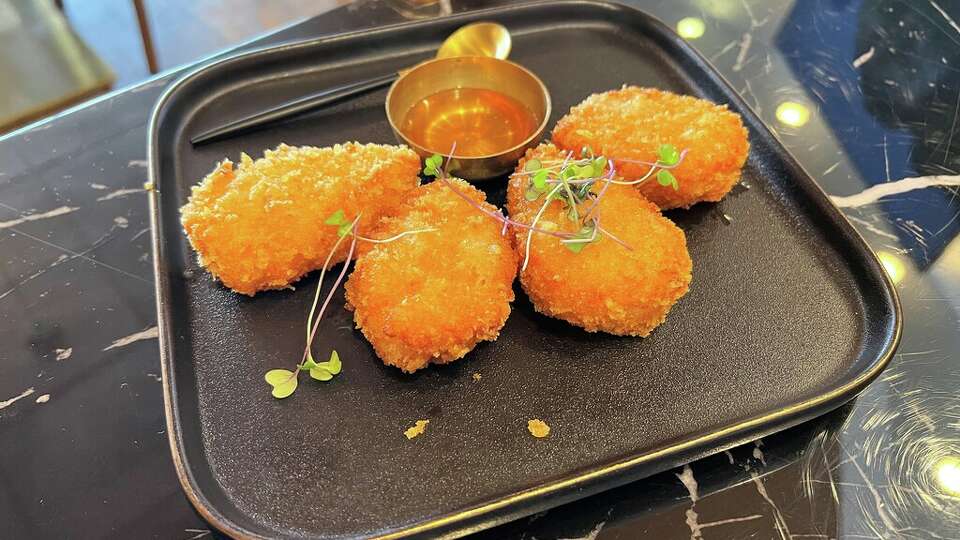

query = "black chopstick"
[[190, 72, 399, 146]]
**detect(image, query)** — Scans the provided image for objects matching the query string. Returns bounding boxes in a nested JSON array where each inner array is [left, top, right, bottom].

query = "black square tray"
[[148, 1, 900, 538]]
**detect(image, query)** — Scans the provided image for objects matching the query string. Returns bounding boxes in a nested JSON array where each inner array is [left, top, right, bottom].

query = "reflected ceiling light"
[[676, 17, 706, 39], [876, 251, 905, 284], [775, 101, 811, 127], [934, 456, 960, 496]]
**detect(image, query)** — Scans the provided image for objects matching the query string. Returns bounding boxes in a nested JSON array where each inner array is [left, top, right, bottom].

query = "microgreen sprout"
[[264, 210, 434, 399], [423, 154, 444, 177], [658, 144, 680, 166], [422, 142, 688, 272], [324, 209, 355, 238]]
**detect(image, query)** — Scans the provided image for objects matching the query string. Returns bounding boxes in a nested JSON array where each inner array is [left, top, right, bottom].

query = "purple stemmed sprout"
[[266, 212, 436, 398]]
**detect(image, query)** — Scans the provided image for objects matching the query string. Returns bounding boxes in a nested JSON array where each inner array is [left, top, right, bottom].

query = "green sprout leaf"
[[657, 170, 679, 190], [337, 221, 354, 238], [593, 156, 608, 177], [324, 209, 347, 226], [532, 169, 549, 192], [321, 350, 342, 375], [564, 240, 588, 253], [310, 368, 334, 381], [525, 187, 541, 201], [325, 209, 355, 237], [563, 223, 597, 253], [265, 369, 298, 399], [524, 159, 542, 172], [576, 164, 594, 179], [308, 349, 342, 381], [658, 144, 680, 166], [423, 154, 444, 177]]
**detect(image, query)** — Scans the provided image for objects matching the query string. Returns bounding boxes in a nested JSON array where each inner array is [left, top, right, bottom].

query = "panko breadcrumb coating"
[[552, 86, 749, 209], [345, 179, 518, 372], [507, 144, 692, 336], [180, 143, 420, 295]]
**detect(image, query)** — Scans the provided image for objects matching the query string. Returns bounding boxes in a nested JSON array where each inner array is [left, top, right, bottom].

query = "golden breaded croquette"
[[180, 143, 420, 295], [345, 179, 518, 373], [507, 144, 692, 336], [552, 86, 749, 209]]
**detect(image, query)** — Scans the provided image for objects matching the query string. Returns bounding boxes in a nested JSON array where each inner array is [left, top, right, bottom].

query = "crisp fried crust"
[[552, 86, 749, 209], [345, 179, 518, 373], [506, 144, 692, 336], [179, 143, 421, 295]]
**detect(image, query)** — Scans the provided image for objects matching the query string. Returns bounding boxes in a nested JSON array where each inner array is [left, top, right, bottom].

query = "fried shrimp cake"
[[552, 86, 749, 209], [180, 143, 420, 295], [507, 144, 692, 336], [345, 179, 518, 372]]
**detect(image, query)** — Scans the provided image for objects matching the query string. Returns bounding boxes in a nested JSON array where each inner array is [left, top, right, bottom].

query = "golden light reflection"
[[934, 456, 960, 496], [676, 17, 706, 39], [876, 251, 905, 284], [775, 101, 811, 127]]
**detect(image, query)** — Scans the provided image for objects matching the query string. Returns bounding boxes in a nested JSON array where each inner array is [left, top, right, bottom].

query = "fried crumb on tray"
[[404, 419, 430, 439], [527, 419, 550, 438]]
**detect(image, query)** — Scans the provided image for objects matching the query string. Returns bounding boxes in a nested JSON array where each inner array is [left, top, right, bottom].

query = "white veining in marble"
[[96, 188, 143, 202], [0, 387, 35, 411], [751, 471, 791, 540], [102, 326, 159, 351], [753, 440, 767, 466], [677, 464, 702, 539], [558, 520, 605, 540], [853, 46, 875, 68], [829, 175, 960, 208], [698, 514, 763, 531], [0, 206, 78, 229], [930, 0, 960, 35], [733, 33, 753, 72], [845, 215, 900, 241]]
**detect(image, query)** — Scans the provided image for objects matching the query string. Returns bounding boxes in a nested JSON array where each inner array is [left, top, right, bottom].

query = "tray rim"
[[147, 1, 903, 538]]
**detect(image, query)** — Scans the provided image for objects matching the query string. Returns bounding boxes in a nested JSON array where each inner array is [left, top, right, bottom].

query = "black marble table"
[[2, 1, 958, 538]]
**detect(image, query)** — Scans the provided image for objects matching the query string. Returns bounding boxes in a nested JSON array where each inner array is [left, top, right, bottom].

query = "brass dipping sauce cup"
[[385, 56, 551, 180]]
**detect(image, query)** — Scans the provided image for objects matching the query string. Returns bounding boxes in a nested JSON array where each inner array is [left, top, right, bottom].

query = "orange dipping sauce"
[[400, 88, 539, 157]]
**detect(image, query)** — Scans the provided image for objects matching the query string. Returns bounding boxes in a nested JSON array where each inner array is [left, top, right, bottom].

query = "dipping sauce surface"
[[400, 88, 538, 157]]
